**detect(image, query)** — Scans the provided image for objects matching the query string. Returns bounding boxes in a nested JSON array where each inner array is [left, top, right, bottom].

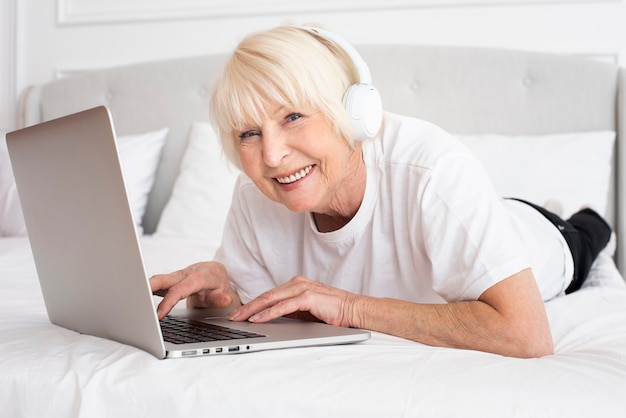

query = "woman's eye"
[[287, 113, 302, 122], [239, 130, 260, 141]]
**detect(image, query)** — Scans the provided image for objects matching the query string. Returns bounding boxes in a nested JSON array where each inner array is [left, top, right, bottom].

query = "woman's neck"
[[312, 146, 366, 233]]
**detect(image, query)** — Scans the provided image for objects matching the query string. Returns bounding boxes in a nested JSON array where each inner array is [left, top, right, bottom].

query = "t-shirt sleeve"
[[212, 176, 275, 304]]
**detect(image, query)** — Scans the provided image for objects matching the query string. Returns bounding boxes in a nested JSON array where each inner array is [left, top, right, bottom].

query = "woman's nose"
[[262, 131, 290, 167]]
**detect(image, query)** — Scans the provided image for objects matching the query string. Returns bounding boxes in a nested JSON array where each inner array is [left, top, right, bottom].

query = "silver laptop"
[[6, 106, 370, 359]]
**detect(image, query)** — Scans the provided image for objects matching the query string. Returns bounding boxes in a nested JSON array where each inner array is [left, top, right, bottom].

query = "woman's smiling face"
[[236, 103, 365, 219]]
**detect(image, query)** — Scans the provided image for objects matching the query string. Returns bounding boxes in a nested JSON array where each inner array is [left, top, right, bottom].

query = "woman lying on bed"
[[150, 24, 611, 358]]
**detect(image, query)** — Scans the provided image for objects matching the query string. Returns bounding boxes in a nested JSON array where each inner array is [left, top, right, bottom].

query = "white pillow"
[[0, 128, 168, 237], [117, 128, 169, 234], [457, 131, 615, 219], [155, 122, 239, 245]]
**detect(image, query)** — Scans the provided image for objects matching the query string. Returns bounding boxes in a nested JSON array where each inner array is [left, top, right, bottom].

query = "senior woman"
[[150, 24, 611, 358]]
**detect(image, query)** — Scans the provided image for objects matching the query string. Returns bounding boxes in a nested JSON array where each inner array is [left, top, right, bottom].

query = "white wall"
[[3, 0, 626, 132], [1, 0, 16, 133]]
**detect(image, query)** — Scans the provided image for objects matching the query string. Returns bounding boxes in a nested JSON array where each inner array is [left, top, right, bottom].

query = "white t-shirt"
[[214, 112, 572, 304]]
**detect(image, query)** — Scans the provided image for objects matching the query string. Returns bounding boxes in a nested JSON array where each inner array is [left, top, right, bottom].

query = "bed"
[[2, 45, 626, 417]]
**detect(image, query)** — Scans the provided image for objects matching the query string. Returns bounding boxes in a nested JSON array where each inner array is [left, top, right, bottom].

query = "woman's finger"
[[228, 276, 311, 321]]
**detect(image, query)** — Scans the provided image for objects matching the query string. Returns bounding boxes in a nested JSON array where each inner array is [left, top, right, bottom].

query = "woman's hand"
[[227, 276, 362, 328], [149, 261, 241, 320]]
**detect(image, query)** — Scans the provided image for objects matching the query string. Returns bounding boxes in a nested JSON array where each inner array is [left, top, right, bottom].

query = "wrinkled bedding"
[[1, 236, 626, 417]]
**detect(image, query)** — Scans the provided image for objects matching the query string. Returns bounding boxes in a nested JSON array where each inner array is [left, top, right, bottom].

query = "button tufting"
[[410, 81, 420, 91], [522, 77, 533, 87]]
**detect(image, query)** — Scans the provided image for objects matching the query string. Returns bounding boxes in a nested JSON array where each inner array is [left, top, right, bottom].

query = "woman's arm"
[[355, 268, 553, 358], [228, 268, 554, 358]]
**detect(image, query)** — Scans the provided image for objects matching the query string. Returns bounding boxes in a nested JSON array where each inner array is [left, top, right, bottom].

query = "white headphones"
[[308, 27, 383, 141]]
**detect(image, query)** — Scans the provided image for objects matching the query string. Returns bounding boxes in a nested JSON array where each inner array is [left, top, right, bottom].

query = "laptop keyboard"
[[160, 316, 265, 345]]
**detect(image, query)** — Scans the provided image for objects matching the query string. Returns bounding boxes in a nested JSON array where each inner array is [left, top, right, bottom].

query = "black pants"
[[508, 198, 612, 294]]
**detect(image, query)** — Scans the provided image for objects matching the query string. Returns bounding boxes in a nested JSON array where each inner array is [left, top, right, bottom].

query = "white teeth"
[[276, 165, 312, 184]]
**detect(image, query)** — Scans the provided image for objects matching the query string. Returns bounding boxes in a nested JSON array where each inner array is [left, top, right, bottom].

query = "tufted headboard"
[[17, 45, 626, 270]]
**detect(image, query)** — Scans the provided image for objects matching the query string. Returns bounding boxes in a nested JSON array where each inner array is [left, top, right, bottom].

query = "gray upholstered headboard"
[[17, 45, 626, 270]]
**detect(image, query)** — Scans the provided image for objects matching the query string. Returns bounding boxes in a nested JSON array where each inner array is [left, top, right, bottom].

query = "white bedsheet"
[[2, 236, 626, 418]]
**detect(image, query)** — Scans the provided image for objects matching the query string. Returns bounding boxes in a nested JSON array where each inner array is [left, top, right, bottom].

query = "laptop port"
[[228, 346, 240, 352]]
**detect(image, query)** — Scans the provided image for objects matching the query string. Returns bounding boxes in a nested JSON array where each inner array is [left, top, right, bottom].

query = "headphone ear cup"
[[343, 83, 383, 141]]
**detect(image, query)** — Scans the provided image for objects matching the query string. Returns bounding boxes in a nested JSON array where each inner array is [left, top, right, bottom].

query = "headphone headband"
[[308, 27, 372, 85]]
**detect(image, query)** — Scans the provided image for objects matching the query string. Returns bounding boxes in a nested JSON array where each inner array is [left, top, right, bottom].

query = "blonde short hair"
[[210, 24, 360, 169]]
